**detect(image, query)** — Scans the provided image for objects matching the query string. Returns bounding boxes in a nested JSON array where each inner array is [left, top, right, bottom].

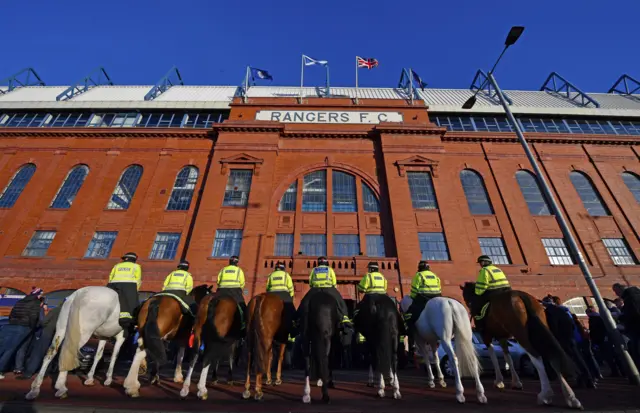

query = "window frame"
[[166, 166, 199, 211], [300, 234, 327, 256], [418, 232, 451, 261], [515, 170, 551, 216], [621, 171, 640, 204], [222, 169, 253, 208], [22, 230, 56, 257], [301, 170, 327, 212], [106, 165, 143, 210], [478, 237, 511, 265], [602, 238, 638, 266], [211, 229, 243, 258], [569, 171, 610, 217], [0, 163, 36, 208], [149, 232, 182, 260], [541, 238, 575, 266], [274, 233, 294, 256], [407, 171, 438, 210], [84, 231, 118, 259], [460, 169, 494, 215], [333, 234, 360, 257], [332, 170, 357, 213], [50, 165, 90, 209]]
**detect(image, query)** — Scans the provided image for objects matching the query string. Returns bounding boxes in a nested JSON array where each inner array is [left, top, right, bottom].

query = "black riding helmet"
[[229, 255, 239, 266], [477, 255, 492, 265], [275, 261, 286, 271], [418, 260, 430, 271], [317, 256, 329, 266], [122, 252, 138, 263], [368, 261, 379, 272], [178, 260, 190, 270]]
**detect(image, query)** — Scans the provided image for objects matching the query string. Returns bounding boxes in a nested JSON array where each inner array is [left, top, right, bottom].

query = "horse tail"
[[450, 299, 480, 377], [519, 293, 575, 378], [143, 298, 167, 365], [58, 295, 83, 372], [251, 294, 267, 374], [374, 298, 393, 378]]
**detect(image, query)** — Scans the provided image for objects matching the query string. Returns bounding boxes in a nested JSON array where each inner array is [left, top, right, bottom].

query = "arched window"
[[278, 181, 297, 212], [515, 170, 551, 215], [622, 171, 640, 204], [569, 171, 610, 216], [167, 166, 198, 211], [332, 171, 357, 212], [0, 163, 36, 208], [362, 182, 380, 212], [50, 165, 89, 209], [301, 170, 326, 212], [460, 169, 494, 215], [106, 165, 143, 210]]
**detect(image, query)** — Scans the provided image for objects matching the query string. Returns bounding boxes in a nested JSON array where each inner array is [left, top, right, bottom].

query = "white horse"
[[401, 295, 486, 404], [26, 286, 127, 400]]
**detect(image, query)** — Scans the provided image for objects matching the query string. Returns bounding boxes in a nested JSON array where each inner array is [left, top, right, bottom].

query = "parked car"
[[420, 331, 534, 378]]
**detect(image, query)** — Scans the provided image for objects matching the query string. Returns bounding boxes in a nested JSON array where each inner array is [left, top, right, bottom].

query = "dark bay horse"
[[179, 294, 243, 400], [242, 293, 291, 400], [301, 290, 352, 404], [461, 283, 582, 409], [353, 294, 402, 399], [122, 285, 212, 397]]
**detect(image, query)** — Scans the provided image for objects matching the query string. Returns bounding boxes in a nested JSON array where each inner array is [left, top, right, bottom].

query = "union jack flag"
[[357, 56, 379, 69]]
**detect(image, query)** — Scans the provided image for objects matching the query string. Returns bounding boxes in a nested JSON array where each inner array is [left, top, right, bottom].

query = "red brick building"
[[0, 83, 638, 310]]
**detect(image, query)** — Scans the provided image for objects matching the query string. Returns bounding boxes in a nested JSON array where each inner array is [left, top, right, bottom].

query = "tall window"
[[478, 237, 511, 265], [167, 166, 198, 211], [362, 183, 380, 212], [274, 234, 294, 256], [460, 169, 494, 215], [279, 181, 297, 212], [84, 231, 117, 258], [515, 170, 551, 215], [302, 171, 326, 212], [223, 170, 253, 207], [333, 234, 360, 257], [300, 234, 326, 256], [569, 171, 610, 216], [50, 165, 89, 209], [542, 238, 574, 265], [622, 172, 640, 204], [418, 232, 450, 261], [22, 231, 56, 257], [0, 164, 36, 208], [408, 172, 438, 209], [211, 229, 243, 257], [332, 171, 357, 212], [149, 233, 181, 260], [106, 165, 143, 210], [366, 235, 385, 257], [602, 238, 637, 266]]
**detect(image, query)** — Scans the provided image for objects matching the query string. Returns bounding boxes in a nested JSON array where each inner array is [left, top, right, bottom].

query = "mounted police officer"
[[215, 255, 247, 322], [162, 260, 195, 312], [404, 261, 442, 332], [471, 255, 511, 332], [107, 252, 142, 338], [297, 256, 353, 332], [356, 261, 387, 298], [266, 261, 296, 330]]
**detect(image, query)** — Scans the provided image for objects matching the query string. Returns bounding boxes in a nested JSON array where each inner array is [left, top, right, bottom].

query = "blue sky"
[[1, 0, 638, 92]]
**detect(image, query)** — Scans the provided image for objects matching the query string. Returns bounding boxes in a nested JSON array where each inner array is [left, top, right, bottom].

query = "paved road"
[[0, 369, 638, 413]]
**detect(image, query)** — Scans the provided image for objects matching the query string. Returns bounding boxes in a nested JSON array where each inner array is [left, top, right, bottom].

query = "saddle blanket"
[[153, 292, 193, 317]]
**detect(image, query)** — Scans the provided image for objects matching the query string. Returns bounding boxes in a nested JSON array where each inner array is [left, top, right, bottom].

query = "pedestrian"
[[18, 303, 63, 380], [586, 306, 621, 377], [0, 287, 44, 379], [612, 283, 640, 367]]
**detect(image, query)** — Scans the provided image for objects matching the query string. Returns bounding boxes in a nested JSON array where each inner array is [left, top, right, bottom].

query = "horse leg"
[[320, 336, 331, 404], [418, 341, 436, 388], [368, 364, 374, 387], [26, 333, 64, 400], [266, 345, 274, 385], [487, 344, 505, 389], [302, 339, 312, 404], [275, 343, 286, 385], [179, 352, 198, 399], [54, 371, 69, 399], [558, 372, 583, 409], [227, 342, 236, 386], [441, 339, 465, 404], [123, 345, 147, 398], [528, 353, 554, 406], [104, 332, 126, 387], [501, 342, 523, 390], [430, 342, 446, 388], [173, 346, 186, 383], [84, 340, 106, 386], [242, 349, 252, 400], [197, 362, 211, 400]]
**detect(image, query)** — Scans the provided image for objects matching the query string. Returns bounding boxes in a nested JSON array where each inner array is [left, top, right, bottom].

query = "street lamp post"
[[463, 26, 640, 385]]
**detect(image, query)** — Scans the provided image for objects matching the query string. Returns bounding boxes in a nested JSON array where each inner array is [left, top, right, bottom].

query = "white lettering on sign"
[[255, 110, 403, 124]]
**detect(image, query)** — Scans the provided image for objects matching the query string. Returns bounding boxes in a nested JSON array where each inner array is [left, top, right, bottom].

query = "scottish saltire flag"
[[357, 57, 379, 69], [303, 55, 328, 66], [250, 67, 273, 81], [411, 69, 427, 90]]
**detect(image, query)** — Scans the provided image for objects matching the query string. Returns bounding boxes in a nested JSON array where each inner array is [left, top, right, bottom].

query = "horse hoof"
[[84, 378, 95, 386], [567, 397, 583, 410], [129, 391, 140, 399], [377, 389, 385, 398], [55, 390, 68, 399], [478, 393, 488, 404], [266, 379, 272, 386], [537, 394, 553, 406], [302, 394, 311, 404], [242, 390, 251, 399], [275, 379, 282, 386], [393, 391, 402, 400], [254, 392, 264, 401], [179, 388, 189, 399], [427, 381, 435, 389], [173, 376, 184, 384], [104, 379, 113, 387], [494, 381, 505, 389], [438, 380, 447, 388], [151, 376, 160, 386], [25, 391, 39, 401], [197, 391, 208, 401], [456, 394, 465, 404]]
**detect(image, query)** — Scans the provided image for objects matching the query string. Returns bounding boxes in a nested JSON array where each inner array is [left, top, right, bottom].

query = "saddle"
[[154, 292, 194, 317]]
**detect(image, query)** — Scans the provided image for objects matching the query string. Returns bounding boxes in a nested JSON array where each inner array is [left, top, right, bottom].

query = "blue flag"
[[250, 67, 273, 81]]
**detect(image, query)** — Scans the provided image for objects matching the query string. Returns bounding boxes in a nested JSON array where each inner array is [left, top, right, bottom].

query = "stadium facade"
[[0, 72, 639, 309]]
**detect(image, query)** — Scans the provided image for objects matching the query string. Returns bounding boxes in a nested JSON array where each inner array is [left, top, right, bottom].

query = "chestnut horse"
[[242, 293, 291, 400], [179, 294, 244, 400], [122, 284, 212, 397], [460, 283, 582, 409]]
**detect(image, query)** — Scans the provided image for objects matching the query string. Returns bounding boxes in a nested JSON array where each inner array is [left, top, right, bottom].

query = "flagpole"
[[409, 67, 414, 106], [300, 55, 304, 103], [244, 66, 250, 103], [355, 56, 359, 105], [326, 65, 330, 97]]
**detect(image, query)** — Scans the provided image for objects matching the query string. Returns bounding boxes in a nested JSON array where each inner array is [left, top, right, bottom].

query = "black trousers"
[[298, 287, 350, 326], [406, 294, 441, 326], [215, 287, 247, 322], [107, 282, 139, 334]]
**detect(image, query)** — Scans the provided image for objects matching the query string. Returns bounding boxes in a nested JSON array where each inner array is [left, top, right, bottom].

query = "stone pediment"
[[394, 155, 439, 177], [219, 153, 264, 175]]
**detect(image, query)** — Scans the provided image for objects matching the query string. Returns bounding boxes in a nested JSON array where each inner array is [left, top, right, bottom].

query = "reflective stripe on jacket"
[[357, 271, 387, 294], [309, 266, 336, 288], [109, 262, 142, 290], [266, 270, 294, 297], [217, 265, 245, 289], [410, 270, 441, 298], [163, 270, 194, 294], [475, 265, 510, 295]]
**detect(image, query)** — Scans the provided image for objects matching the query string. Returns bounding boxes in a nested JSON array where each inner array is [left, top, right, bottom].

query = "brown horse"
[[179, 294, 244, 400], [242, 293, 290, 401], [460, 283, 582, 409], [122, 284, 212, 397]]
